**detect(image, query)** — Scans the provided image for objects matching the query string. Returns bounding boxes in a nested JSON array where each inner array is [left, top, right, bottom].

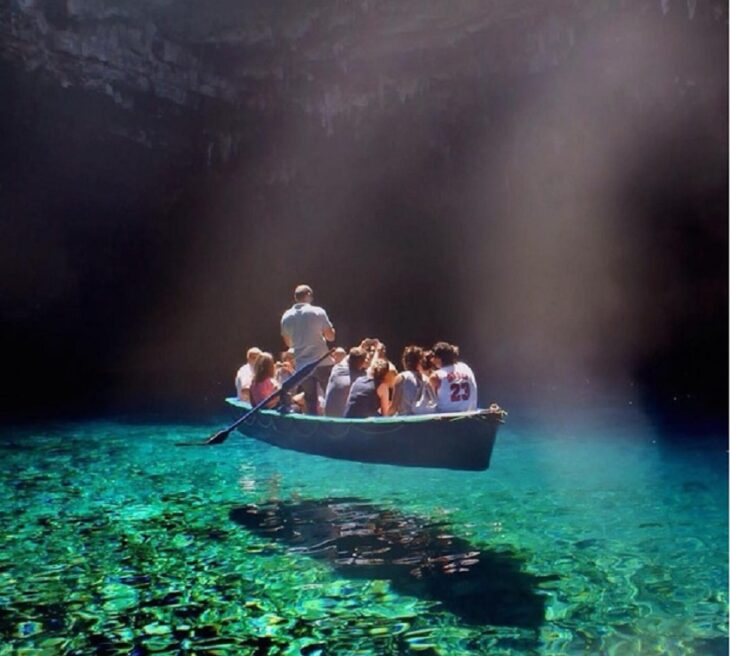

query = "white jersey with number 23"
[[434, 362, 478, 413]]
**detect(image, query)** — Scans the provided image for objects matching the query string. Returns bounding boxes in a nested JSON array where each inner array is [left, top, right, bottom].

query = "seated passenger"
[[429, 342, 478, 413], [324, 347, 368, 417], [391, 346, 426, 415], [235, 347, 262, 402], [344, 359, 396, 419], [413, 348, 438, 414], [275, 349, 296, 385], [250, 352, 281, 408]]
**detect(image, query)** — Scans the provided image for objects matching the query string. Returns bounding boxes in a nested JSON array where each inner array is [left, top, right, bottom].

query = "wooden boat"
[[225, 397, 505, 471]]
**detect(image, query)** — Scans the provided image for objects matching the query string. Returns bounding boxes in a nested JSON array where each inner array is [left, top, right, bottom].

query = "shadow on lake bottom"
[[230, 497, 555, 629]]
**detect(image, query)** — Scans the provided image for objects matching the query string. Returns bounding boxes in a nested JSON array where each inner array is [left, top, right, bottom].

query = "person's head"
[[348, 347, 368, 371], [333, 347, 347, 364], [360, 337, 378, 351], [370, 359, 396, 387], [246, 347, 263, 366], [281, 349, 295, 365], [432, 342, 458, 368], [294, 284, 313, 303], [253, 352, 276, 383], [401, 345, 423, 372], [360, 338, 385, 360], [422, 349, 435, 373]]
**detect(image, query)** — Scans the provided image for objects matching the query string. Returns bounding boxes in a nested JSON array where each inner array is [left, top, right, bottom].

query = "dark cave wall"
[[0, 0, 726, 420]]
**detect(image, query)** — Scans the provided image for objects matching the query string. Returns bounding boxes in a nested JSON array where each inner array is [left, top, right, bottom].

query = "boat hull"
[[226, 398, 501, 471]]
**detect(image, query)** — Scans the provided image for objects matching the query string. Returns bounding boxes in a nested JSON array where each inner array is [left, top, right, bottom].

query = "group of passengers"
[[234, 284, 478, 419]]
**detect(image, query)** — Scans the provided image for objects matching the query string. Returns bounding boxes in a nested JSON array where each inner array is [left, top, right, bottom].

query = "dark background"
[[1, 1, 726, 429]]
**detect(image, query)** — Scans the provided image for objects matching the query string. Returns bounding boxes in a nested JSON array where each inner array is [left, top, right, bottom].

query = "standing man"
[[281, 284, 336, 414]]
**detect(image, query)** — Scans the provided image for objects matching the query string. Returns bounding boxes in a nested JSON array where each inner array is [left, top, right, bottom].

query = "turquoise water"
[[1, 407, 727, 655]]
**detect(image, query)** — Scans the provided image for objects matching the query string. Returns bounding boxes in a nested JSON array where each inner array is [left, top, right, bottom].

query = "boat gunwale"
[[225, 397, 496, 424]]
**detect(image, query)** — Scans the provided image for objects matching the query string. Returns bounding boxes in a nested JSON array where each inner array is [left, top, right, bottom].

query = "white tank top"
[[434, 362, 478, 412]]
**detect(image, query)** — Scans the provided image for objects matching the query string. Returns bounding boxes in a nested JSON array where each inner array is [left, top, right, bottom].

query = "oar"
[[177, 349, 334, 447]]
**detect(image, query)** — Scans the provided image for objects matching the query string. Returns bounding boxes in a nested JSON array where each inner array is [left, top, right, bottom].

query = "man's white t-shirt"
[[434, 362, 478, 413], [235, 363, 254, 396], [280, 303, 333, 368]]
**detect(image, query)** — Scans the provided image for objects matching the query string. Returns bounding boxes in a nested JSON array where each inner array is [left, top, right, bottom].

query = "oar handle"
[[235, 349, 332, 425]]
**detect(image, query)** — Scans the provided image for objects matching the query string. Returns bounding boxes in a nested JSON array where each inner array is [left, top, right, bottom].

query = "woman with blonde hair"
[[250, 352, 281, 409]]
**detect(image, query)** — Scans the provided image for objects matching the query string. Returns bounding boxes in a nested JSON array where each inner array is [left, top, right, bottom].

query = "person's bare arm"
[[264, 380, 282, 408], [281, 332, 293, 348], [280, 315, 292, 348], [429, 372, 441, 394], [321, 311, 335, 342], [364, 341, 385, 367], [389, 374, 404, 416], [376, 383, 391, 416]]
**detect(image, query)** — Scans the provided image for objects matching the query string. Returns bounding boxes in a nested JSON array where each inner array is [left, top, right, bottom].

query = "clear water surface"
[[1, 405, 727, 655]]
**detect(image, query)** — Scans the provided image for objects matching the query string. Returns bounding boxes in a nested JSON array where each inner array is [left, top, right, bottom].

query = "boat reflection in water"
[[230, 497, 556, 629]]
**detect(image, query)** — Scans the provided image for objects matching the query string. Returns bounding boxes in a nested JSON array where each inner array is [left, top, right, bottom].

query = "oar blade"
[[174, 427, 232, 447], [205, 428, 231, 445]]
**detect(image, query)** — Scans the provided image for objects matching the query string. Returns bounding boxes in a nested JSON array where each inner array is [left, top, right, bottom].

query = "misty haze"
[[0, 1, 726, 654]]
